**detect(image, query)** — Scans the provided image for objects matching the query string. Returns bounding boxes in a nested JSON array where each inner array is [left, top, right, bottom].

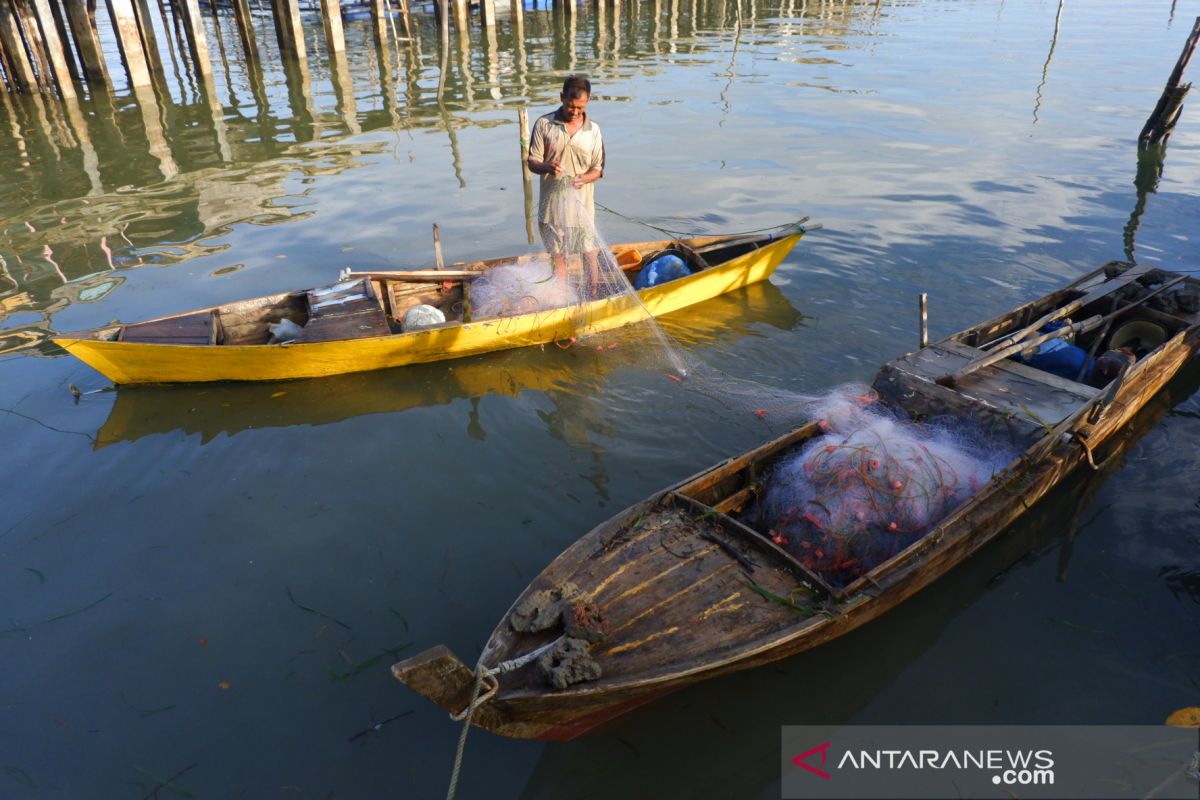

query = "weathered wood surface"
[[119, 310, 218, 344]]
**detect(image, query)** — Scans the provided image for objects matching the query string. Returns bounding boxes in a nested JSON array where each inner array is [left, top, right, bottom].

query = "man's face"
[[561, 92, 589, 123]]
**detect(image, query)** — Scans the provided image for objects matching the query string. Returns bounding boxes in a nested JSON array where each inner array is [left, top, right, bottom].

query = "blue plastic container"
[[634, 254, 691, 289]]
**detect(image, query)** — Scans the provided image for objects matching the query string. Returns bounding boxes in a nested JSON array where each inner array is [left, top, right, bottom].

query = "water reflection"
[[92, 281, 805, 447]]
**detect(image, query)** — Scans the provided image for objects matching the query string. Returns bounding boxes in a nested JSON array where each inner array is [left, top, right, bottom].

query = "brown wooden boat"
[[393, 260, 1200, 741]]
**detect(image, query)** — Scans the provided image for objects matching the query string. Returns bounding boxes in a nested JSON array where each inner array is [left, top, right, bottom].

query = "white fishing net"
[[745, 385, 1016, 588]]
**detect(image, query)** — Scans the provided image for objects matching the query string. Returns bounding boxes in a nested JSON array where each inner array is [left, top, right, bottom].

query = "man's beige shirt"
[[529, 109, 605, 229]]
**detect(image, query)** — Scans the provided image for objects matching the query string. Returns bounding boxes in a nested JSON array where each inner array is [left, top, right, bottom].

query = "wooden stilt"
[[918, 293, 928, 348], [509, 0, 523, 38], [270, 0, 307, 60], [1140, 16, 1200, 146], [451, 0, 468, 35], [519, 107, 535, 244], [63, 0, 109, 83], [45, 0, 81, 83], [131, 0, 165, 75], [369, 0, 389, 48], [174, 0, 214, 78], [29, 0, 77, 97], [0, 1, 37, 92], [105, 0, 155, 88], [479, 0, 496, 28], [319, 0, 345, 53], [16, 1, 56, 93], [229, 0, 257, 61]]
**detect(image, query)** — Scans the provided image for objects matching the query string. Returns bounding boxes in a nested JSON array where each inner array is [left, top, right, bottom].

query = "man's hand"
[[548, 159, 564, 177]]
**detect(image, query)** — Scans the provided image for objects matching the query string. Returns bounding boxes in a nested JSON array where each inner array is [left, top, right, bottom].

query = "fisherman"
[[526, 75, 606, 295]]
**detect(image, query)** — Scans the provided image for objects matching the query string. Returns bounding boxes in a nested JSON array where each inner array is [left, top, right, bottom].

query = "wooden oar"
[[341, 269, 483, 282], [938, 274, 1187, 388], [981, 298, 1085, 351], [937, 315, 1104, 388]]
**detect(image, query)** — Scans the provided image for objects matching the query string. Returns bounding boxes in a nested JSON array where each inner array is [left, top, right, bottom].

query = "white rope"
[[444, 638, 562, 800]]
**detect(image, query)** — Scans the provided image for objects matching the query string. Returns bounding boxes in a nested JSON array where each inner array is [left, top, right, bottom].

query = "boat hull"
[[53, 234, 801, 384]]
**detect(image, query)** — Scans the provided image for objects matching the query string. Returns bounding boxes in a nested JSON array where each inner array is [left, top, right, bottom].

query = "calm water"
[[2, 1, 1199, 797]]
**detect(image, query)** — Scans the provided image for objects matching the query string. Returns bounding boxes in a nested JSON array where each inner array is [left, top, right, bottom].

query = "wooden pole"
[[174, 0, 213, 78], [509, 0, 523, 36], [229, 0, 257, 60], [15, 1, 56, 93], [1139, 16, 1200, 146], [479, 0, 495, 28], [106, 0, 155, 88], [0, 1, 38, 92], [63, 0, 109, 83], [451, 0, 468, 35], [0, 0, 35, 92], [270, 0, 307, 60], [45, 0, 81, 83], [519, 107, 535, 244], [319, 0, 345, 53], [369, 0, 389, 48], [131, 0, 165, 75], [433, 224, 444, 269], [29, 0, 76, 97], [918, 293, 928, 349]]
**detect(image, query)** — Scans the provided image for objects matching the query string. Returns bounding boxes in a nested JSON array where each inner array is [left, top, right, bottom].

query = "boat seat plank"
[[291, 308, 391, 343], [118, 310, 219, 345], [891, 343, 1097, 429]]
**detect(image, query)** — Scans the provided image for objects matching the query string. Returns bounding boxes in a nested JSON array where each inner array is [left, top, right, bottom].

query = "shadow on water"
[[518, 360, 1200, 800], [92, 280, 807, 447]]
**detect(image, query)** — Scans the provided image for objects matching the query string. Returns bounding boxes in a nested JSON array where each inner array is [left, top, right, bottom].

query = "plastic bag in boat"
[[401, 304, 446, 332], [634, 254, 691, 289]]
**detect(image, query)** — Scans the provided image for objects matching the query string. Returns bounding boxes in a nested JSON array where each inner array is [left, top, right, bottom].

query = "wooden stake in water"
[[230, 0, 259, 61], [1139, 16, 1200, 146], [0, 2, 39, 92], [433, 224, 445, 269], [29, 0, 77, 97], [919, 292, 928, 349], [106, 0, 156, 88]]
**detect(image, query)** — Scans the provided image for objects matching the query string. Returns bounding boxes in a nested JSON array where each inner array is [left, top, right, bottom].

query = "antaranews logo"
[[789, 741, 1055, 785]]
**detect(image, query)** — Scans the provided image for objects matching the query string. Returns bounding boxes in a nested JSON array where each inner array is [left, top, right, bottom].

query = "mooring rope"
[[444, 636, 564, 800]]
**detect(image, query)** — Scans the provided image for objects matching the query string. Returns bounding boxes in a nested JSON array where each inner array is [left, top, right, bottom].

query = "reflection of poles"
[[132, 81, 179, 178], [280, 49, 316, 141], [0, 84, 31, 167], [436, 0, 449, 97], [1122, 144, 1165, 262], [329, 46, 360, 134], [1033, 0, 1063, 125], [518, 107, 535, 244]]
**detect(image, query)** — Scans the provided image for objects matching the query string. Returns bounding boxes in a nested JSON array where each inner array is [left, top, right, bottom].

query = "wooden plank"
[[130, 0, 165, 75], [291, 308, 391, 342], [174, 0, 212, 77], [269, 0, 306, 59], [344, 269, 482, 282], [369, 0, 388, 47], [119, 311, 216, 344]]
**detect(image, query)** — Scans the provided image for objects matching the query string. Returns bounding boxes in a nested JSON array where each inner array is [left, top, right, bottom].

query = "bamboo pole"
[[1139, 16, 1200, 146], [319, 0, 345, 53], [64, 0, 109, 83], [0, 1, 38, 92], [106, 0, 155, 88], [230, 0, 257, 60], [519, 107, 535, 244]]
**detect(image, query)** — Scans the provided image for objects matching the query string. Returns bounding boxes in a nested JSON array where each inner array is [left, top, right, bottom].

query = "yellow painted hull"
[[55, 233, 801, 384]]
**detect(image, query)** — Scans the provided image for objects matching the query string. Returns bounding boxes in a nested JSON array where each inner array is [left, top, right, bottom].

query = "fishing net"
[[745, 385, 1016, 588]]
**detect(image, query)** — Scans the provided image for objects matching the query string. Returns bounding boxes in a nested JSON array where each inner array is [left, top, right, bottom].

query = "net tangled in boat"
[[748, 385, 1015, 588], [470, 258, 580, 318]]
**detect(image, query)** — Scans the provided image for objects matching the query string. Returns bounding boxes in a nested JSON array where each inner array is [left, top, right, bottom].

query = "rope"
[[444, 637, 562, 800], [594, 202, 803, 241]]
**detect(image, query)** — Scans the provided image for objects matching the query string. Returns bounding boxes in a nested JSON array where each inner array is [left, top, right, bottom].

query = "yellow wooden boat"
[[53, 226, 807, 385]]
